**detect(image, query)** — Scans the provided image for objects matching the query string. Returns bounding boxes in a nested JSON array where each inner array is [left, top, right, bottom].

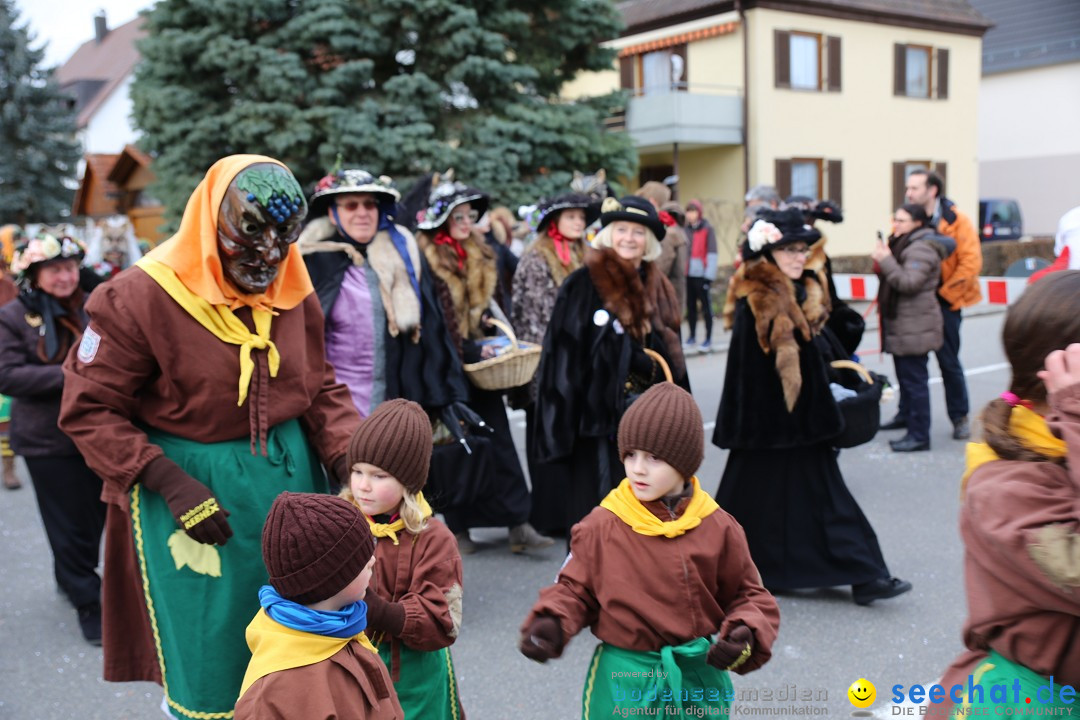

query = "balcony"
[[624, 83, 743, 153]]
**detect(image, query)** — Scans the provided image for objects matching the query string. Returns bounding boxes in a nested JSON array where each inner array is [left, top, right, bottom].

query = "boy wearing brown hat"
[[519, 384, 779, 717], [339, 399, 465, 719], [234, 492, 403, 719]]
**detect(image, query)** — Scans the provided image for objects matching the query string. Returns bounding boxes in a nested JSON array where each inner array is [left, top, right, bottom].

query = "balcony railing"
[[613, 82, 743, 151]]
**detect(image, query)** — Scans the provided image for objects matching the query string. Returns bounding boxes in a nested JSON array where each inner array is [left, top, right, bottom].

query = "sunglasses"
[[337, 198, 379, 212], [776, 245, 811, 257], [451, 210, 480, 224]]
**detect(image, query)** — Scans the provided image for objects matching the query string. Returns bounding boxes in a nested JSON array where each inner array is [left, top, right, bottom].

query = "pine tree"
[[0, 0, 81, 225], [131, 0, 636, 226]]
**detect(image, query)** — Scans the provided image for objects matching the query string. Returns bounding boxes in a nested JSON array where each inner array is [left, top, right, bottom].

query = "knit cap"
[[617, 383, 704, 480], [347, 399, 432, 494], [262, 492, 376, 605]]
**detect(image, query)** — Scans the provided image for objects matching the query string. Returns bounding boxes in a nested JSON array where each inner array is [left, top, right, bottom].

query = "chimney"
[[94, 11, 108, 43]]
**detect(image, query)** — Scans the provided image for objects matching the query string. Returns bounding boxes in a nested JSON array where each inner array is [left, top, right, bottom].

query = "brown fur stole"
[[722, 240, 831, 412], [529, 234, 585, 288], [417, 229, 498, 340], [586, 246, 686, 380]]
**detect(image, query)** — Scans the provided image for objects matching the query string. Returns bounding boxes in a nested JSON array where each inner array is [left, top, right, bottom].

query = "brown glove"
[[364, 591, 406, 637], [519, 615, 564, 663], [707, 623, 753, 671], [139, 456, 233, 546]]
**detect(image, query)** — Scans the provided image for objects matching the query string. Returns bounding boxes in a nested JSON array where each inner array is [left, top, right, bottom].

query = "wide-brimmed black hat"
[[599, 196, 666, 241], [307, 167, 401, 220], [416, 172, 489, 231], [535, 193, 600, 233], [741, 207, 821, 260]]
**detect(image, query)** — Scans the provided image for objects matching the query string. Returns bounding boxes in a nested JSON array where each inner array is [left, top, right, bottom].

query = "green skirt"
[[0, 394, 10, 424], [582, 638, 733, 719], [950, 650, 1074, 717], [378, 641, 464, 719], [132, 420, 325, 720]]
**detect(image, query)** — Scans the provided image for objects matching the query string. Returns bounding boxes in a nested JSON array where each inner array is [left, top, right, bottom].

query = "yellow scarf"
[[961, 405, 1068, 494], [237, 609, 377, 701], [365, 492, 433, 545], [600, 476, 719, 537], [137, 256, 280, 407]]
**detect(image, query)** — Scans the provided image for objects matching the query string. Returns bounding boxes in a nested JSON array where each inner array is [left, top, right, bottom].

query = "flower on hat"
[[10, 233, 83, 275], [747, 220, 783, 253]]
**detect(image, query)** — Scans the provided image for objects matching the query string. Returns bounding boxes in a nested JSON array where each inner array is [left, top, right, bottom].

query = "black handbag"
[[427, 422, 497, 511], [829, 360, 886, 449]]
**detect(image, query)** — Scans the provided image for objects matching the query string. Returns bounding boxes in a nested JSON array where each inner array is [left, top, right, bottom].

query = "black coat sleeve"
[[712, 299, 843, 449]]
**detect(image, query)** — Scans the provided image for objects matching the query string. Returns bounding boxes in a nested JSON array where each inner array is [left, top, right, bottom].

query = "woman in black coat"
[[0, 232, 106, 643], [714, 208, 910, 605], [533, 196, 689, 537]]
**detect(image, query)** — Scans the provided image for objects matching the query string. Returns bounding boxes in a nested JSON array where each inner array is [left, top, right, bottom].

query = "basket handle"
[[485, 317, 520, 352], [643, 348, 674, 383], [830, 359, 873, 385]]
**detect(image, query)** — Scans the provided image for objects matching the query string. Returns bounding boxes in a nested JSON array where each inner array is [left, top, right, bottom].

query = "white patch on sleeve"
[[555, 551, 573, 582], [77, 326, 101, 364]]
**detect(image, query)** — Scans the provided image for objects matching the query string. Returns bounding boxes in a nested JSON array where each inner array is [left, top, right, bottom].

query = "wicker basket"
[[463, 318, 542, 391], [829, 359, 884, 449], [643, 348, 674, 382]]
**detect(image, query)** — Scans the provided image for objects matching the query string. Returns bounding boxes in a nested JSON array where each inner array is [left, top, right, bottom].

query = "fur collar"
[[299, 217, 422, 340], [722, 242, 831, 412], [528, 234, 585, 287], [417, 229, 497, 340], [586, 247, 685, 380]]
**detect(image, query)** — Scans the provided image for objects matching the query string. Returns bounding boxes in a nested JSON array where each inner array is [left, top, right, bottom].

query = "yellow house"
[[564, 0, 992, 260]]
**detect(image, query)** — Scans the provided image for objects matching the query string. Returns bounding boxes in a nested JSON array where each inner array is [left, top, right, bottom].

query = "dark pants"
[[686, 277, 713, 343], [24, 455, 106, 610], [934, 296, 970, 422], [893, 354, 931, 443]]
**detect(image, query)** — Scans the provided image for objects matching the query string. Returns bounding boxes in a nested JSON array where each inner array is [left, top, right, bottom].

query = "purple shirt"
[[326, 266, 377, 417]]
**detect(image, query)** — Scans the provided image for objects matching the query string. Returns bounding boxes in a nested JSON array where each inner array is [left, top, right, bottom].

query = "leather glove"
[[330, 453, 350, 494], [364, 591, 406, 637], [440, 402, 493, 455], [139, 456, 232, 546], [519, 615, 564, 663], [707, 623, 754, 671]]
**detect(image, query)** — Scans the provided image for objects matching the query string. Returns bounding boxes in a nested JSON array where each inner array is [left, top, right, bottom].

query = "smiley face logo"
[[847, 678, 876, 708]]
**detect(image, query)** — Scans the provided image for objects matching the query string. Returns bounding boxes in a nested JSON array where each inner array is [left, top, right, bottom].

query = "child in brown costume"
[[340, 399, 466, 718], [235, 492, 402, 719], [520, 383, 780, 717]]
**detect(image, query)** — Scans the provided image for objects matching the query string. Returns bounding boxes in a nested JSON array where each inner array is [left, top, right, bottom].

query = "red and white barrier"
[[833, 274, 1028, 307]]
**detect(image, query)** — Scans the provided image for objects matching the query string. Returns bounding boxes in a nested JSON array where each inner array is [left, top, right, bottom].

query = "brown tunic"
[[522, 497, 780, 673], [937, 384, 1080, 693], [234, 642, 404, 720], [58, 267, 359, 683]]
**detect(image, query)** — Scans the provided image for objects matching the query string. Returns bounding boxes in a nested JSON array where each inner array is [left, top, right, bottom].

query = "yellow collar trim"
[[137, 256, 280, 407], [238, 609, 376, 701], [600, 477, 718, 537], [365, 491, 432, 545], [962, 406, 1067, 493]]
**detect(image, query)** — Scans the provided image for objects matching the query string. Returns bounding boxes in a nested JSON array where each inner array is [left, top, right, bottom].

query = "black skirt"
[[716, 444, 889, 590]]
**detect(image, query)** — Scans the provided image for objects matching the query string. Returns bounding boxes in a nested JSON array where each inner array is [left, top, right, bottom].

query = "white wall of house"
[[81, 74, 138, 155], [978, 61, 1080, 235]]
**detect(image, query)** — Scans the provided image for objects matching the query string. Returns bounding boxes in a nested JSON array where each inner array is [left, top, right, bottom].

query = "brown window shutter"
[[619, 55, 634, 91], [936, 48, 949, 99], [827, 36, 841, 92], [894, 44, 906, 96], [933, 162, 947, 194], [671, 43, 688, 91], [892, 162, 906, 210], [827, 160, 842, 207], [775, 159, 793, 198], [775, 30, 791, 89]]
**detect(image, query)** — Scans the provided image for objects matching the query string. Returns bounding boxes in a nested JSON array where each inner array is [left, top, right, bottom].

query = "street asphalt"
[[0, 306, 1012, 719]]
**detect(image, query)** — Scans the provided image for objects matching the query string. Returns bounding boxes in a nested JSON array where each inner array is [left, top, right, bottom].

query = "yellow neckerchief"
[[237, 608, 377, 701], [600, 476, 719, 537], [961, 405, 1068, 494], [137, 256, 280, 407], [365, 492, 433, 545]]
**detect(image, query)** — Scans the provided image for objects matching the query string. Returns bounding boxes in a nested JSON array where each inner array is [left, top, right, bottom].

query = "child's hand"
[[1037, 343, 1080, 395], [707, 623, 753, 671], [519, 616, 563, 663]]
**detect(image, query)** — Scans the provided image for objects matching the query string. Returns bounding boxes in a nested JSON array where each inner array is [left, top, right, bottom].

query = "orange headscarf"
[[145, 155, 313, 312], [0, 225, 18, 266]]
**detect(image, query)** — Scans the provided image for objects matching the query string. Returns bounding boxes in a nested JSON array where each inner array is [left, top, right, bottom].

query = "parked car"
[[978, 198, 1023, 241]]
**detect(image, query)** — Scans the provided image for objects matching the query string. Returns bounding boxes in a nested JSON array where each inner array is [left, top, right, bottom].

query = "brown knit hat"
[[347, 399, 431, 494], [617, 384, 704, 480], [262, 492, 376, 605]]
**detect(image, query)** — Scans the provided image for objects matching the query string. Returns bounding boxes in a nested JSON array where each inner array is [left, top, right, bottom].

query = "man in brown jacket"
[[904, 169, 982, 440]]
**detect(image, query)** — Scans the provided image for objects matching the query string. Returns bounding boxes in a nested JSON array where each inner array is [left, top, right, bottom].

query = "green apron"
[[131, 419, 325, 720], [378, 641, 463, 719], [582, 637, 733, 719], [951, 650, 1074, 717], [0, 394, 10, 424]]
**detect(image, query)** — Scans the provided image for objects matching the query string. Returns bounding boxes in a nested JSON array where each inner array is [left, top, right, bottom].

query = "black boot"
[[880, 414, 907, 431], [952, 416, 971, 440], [77, 602, 102, 646], [852, 577, 912, 605], [889, 435, 929, 452]]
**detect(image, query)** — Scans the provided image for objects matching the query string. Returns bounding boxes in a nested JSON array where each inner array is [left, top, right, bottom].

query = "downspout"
[[737, 0, 749, 194]]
